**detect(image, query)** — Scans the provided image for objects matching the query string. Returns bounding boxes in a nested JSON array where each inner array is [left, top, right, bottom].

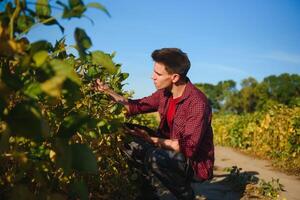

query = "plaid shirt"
[[127, 81, 214, 180]]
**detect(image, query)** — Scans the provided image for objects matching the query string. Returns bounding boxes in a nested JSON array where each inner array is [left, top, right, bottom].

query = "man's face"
[[151, 62, 174, 90]]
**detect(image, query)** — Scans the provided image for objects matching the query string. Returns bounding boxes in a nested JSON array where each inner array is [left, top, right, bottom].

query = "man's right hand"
[[93, 79, 130, 111], [94, 79, 110, 93]]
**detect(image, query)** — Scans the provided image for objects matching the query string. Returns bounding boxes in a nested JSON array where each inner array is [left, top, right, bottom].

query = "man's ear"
[[171, 74, 181, 83]]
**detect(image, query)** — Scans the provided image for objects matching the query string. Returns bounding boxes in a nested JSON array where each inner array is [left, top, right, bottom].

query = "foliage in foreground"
[[0, 0, 159, 199]]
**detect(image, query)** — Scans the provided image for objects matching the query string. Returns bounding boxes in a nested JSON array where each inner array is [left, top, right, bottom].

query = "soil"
[[158, 146, 300, 200]]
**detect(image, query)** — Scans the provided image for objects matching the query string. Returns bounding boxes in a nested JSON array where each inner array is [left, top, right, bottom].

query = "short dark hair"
[[151, 48, 191, 79]]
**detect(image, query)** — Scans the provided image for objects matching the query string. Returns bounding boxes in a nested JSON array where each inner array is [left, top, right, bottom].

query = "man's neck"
[[170, 80, 187, 98]]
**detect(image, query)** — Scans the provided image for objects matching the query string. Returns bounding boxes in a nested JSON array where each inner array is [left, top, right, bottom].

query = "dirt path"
[[211, 146, 300, 200], [160, 146, 300, 200]]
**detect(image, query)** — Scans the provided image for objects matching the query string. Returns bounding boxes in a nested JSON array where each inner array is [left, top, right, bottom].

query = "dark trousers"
[[123, 134, 195, 200]]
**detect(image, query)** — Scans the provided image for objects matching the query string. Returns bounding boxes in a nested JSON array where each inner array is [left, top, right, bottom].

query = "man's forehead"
[[154, 62, 167, 72]]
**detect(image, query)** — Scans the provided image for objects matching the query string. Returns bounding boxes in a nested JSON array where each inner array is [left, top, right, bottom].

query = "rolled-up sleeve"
[[179, 101, 208, 158], [126, 90, 161, 117]]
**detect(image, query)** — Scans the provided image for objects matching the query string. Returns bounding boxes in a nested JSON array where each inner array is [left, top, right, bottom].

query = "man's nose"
[[151, 74, 155, 80]]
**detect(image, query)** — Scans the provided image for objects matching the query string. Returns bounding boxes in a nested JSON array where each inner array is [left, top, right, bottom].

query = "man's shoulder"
[[187, 82, 209, 104]]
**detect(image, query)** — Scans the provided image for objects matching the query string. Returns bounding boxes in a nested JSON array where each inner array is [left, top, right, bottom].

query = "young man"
[[94, 48, 214, 200]]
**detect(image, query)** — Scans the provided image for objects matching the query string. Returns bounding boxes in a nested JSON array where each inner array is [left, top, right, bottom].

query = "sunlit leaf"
[[23, 82, 43, 99], [86, 2, 111, 17], [36, 0, 51, 17], [30, 40, 52, 55], [49, 149, 56, 162], [86, 66, 99, 78], [69, 0, 84, 8], [74, 28, 92, 58], [119, 72, 129, 82], [16, 15, 34, 33], [41, 75, 65, 97], [50, 59, 81, 85], [60, 0, 86, 18], [91, 51, 116, 74], [33, 50, 48, 67]]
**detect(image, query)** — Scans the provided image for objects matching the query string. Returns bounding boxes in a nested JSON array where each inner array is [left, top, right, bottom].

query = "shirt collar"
[[163, 78, 193, 103], [177, 79, 193, 103]]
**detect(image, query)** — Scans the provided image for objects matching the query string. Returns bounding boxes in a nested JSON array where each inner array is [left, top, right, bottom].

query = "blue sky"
[[24, 0, 300, 98]]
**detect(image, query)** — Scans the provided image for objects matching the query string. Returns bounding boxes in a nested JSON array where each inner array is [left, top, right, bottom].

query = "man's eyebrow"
[[154, 70, 162, 75]]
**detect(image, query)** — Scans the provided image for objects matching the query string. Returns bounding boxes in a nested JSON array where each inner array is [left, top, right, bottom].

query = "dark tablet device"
[[123, 122, 156, 135]]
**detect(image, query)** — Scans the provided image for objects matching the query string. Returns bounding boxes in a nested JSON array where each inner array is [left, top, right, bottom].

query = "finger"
[[96, 79, 102, 85]]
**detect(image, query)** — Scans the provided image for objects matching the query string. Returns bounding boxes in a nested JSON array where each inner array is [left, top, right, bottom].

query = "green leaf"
[[91, 51, 117, 74], [50, 59, 81, 85], [16, 15, 34, 33], [54, 37, 66, 53], [61, 0, 86, 19], [29, 40, 52, 55], [120, 72, 129, 82], [41, 59, 81, 97], [36, 0, 51, 17], [57, 112, 89, 139], [74, 28, 92, 58], [71, 143, 97, 173], [33, 50, 48, 67], [70, 180, 88, 200], [41, 75, 65, 97], [6, 101, 49, 141], [86, 66, 99, 78], [86, 2, 111, 17], [23, 82, 43, 99], [69, 0, 84, 8], [43, 18, 65, 33]]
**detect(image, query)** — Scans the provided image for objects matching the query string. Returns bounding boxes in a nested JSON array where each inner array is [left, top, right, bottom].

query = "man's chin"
[[154, 85, 163, 90]]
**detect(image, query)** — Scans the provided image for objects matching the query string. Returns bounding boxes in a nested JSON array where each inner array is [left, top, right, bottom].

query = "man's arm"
[[94, 79, 130, 111], [150, 137, 180, 152], [95, 79, 161, 116], [124, 125, 180, 152]]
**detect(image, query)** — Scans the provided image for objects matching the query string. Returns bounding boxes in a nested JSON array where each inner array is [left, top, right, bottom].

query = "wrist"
[[151, 137, 161, 147]]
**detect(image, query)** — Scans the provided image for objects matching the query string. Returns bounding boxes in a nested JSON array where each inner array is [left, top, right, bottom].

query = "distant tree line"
[[195, 73, 300, 114]]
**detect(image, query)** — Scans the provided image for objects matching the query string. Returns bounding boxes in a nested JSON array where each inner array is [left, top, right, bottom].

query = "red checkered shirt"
[[127, 81, 214, 180]]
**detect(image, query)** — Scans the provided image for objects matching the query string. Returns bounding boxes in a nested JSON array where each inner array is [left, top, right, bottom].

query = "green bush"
[[213, 103, 300, 175], [0, 1, 159, 199]]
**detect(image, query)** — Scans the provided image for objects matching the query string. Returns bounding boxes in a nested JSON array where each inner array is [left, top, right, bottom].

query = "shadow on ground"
[[160, 166, 260, 200]]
